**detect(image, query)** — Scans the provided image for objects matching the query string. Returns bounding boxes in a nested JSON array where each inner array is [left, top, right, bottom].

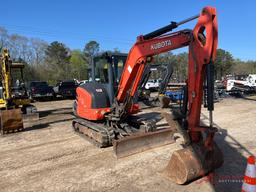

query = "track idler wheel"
[[163, 141, 223, 184]]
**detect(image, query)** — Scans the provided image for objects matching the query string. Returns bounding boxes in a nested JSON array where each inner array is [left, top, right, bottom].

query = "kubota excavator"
[[73, 6, 223, 184]]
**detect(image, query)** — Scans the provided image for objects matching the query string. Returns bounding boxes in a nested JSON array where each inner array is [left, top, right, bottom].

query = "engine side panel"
[[76, 83, 111, 120]]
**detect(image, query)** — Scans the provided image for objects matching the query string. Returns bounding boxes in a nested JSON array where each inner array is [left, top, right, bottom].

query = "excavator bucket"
[[162, 142, 223, 184], [161, 112, 223, 184], [113, 128, 176, 158], [0, 108, 24, 134]]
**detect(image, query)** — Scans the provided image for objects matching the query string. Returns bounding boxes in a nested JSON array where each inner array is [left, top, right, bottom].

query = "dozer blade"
[[0, 109, 24, 134], [162, 142, 223, 184], [113, 128, 176, 158]]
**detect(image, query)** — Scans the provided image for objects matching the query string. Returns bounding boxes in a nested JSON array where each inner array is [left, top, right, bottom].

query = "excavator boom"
[[117, 30, 191, 103]]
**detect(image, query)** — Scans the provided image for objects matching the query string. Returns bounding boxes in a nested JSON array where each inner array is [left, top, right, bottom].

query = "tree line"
[[1, 26, 256, 85], [0, 27, 100, 85]]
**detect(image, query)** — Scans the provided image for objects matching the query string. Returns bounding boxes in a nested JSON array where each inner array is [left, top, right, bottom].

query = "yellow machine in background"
[[0, 48, 38, 134]]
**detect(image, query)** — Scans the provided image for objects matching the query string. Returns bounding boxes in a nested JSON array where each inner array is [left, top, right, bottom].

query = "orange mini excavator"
[[73, 6, 223, 184]]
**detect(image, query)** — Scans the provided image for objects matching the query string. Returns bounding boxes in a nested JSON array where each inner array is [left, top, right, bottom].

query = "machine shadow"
[[198, 114, 252, 192], [136, 112, 163, 122], [241, 96, 256, 102], [24, 107, 74, 132], [138, 102, 159, 110], [229, 92, 256, 102], [24, 117, 75, 131], [135, 111, 171, 129], [39, 107, 73, 118]]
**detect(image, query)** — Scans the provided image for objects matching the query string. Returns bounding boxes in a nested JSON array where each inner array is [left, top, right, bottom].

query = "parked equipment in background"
[[138, 63, 173, 107], [0, 49, 39, 134], [73, 6, 223, 184], [223, 74, 256, 93], [28, 81, 54, 100], [165, 90, 183, 102], [144, 79, 161, 90], [53, 80, 78, 98]]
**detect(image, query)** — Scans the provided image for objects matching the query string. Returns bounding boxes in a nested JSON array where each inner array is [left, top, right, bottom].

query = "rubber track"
[[72, 118, 114, 148]]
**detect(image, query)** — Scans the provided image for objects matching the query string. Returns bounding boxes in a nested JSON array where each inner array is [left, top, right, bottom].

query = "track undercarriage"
[[72, 113, 177, 158]]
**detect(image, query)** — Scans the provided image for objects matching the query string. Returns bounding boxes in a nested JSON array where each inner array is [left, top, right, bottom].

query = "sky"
[[1, 0, 256, 60]]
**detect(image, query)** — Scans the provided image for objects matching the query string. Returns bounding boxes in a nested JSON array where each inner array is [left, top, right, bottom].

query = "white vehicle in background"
[[225, 79, 235, 91], [78, 78, 101, 85], [78, 80, 89, 85], [247, 74, 256, 87], [145, 79, 162, 90], [224, 74, 256, 92]]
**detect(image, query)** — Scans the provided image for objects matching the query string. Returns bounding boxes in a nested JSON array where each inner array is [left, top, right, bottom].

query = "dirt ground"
[[0, 97, 255, 192]]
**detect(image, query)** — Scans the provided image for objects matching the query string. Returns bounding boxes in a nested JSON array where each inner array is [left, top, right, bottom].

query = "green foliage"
[[82, 40, 100, 78], [152, 52, 188, 82], [45, 41, 71, 83], [12, 58, 38, 82], [83, 40, 100, 57], [232, 59, 256, 75], [174, 52, 188, 82], [215, 49, 234, 79], [70, 49, 88, 80]]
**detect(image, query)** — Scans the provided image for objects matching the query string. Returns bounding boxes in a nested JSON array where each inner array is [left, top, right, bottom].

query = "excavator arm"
[[117, 30, 191, 102], [116, 7, 217, 128], [111, 6, 218, 143]]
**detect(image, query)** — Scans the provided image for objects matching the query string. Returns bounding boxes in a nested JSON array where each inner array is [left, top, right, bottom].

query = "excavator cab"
[[92, 53, 127, 104], [73, 53, 130, 120], [92, 53, 173, 108]]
